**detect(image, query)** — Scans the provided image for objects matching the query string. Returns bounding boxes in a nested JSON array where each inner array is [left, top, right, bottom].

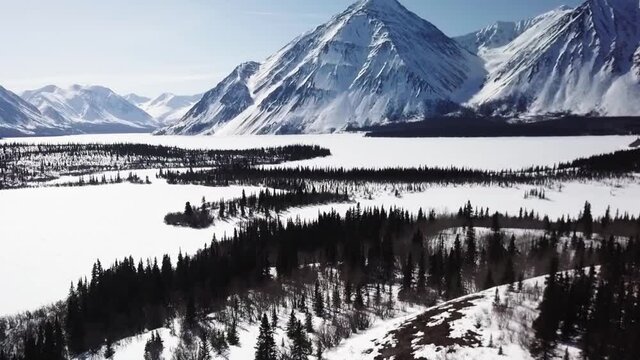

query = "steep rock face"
[[471, 0, 640, 116], [22, 85, 158, 133], [156, 62, 259, 135], [161, 0, 485, 135]]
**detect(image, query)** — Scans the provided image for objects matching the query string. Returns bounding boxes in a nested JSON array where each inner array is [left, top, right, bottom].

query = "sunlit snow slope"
[[21, 85, 158, 134], [468, 0, 640, 116], [159, 0, 486, 135], [0, 85, 68, 137]]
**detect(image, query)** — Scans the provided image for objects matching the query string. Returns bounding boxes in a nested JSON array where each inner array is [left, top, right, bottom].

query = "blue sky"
[[0, 0, 583, 97]]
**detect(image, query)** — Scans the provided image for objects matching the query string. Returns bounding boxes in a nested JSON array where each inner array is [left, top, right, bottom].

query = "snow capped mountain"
[[0, 85, 67, 137], [454, 6, 573, 54], [123, 93, 151, 107], [22, 85, 158, 133], [156, 62, 259, 135], [470, 0, 640, 116], [137, 93, 202, 126], [160, 0, 486, 135]]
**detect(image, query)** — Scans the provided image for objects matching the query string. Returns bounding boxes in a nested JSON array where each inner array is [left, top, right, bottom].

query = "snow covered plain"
[[1, 133, 635, 170], [0, 133, 638, 316]]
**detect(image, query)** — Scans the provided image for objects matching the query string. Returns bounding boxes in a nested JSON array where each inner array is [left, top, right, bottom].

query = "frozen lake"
[[0, 133, 638, 315], [1, 133, 635, 170]]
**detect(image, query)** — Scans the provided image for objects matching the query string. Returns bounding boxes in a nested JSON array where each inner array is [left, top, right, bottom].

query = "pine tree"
[[144, 331, 164, 360], [331, 285, 341, 311], [104, 338, 115, 359], [417, 251, 426, 293], [313, 281, 324, 317], [582, 201, 593, 238], [533, 258, 561, 359], [255, 314, 277, 360], [305, 311, 314, 333], [402, 253, 414, 291], [184, 202, 193, 218], [271, 307, 278, 329], [290, 320, 311, 360], [287, 310, 297, 338], [464, 226, 477, 268], [315, 340, 324, 360], [227, 320, 239, 346]]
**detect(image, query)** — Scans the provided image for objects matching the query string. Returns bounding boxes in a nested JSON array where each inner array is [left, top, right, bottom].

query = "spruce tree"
[[313, 281, 324, 317], [402, 253, 414, 291], [533, 258, 561, 359], [255, 314, 277, 360], [227, 320, 239, 346]]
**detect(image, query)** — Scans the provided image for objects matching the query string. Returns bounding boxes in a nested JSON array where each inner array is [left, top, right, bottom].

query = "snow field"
[[1, 133, 635, 171]]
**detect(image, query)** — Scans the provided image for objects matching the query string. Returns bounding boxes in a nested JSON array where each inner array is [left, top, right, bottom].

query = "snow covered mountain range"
[[130, 93, 203, 126], [464, 0, 640, 116], [158, 0, 487, 135], [20, 85, 159, 135], [0, 84, 202, 137], [2, 0, 639, 137], [161, 0, 640, 135], [0, 86, 68, 137]]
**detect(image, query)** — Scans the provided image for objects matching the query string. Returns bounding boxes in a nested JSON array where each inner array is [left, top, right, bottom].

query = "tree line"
[[159, 147, 640, 190], [2, 200, 638, 359], [0, 143, 330, 189], [532, 236, 640, 359], [164, 186, 350, 228]]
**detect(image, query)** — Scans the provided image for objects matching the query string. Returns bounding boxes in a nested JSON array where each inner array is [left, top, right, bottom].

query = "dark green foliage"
[[0, 143, 330, 189], [143, 331, 164, 360], [255, 314, 276, 360]]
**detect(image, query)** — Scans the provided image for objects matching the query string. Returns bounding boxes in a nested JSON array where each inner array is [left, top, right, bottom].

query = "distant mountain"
[[0, 85, 69, 137], [22, 85, 158, 134], [156, 63, 259, 135], [469, 0, 640, 116], [137, 93, 202, 126], [159, 0, 486, 135], [123, 93, 151, 107], [454, 6, 572, 54]]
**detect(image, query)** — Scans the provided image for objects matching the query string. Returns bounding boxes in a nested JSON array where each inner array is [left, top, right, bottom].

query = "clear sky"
[[0, 0, 584, 97]]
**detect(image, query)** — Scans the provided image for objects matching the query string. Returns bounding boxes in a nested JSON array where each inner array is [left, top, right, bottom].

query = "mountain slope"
[[454, 6, 573, 54], [0, 86, 68, 137], [470, 0, 640, 116], [123, 94, 151, 107], [160, 0, 486, 135], [156, 62, 259, 135], [138, 93, 202, 126], [22, 85, 158, 133]]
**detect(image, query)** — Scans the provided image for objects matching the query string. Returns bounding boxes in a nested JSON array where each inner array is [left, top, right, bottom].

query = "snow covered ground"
[[1, 133, 634, 170], [359, 275, 551, 360], [0, 134, 638, 316], [0, 179, 264, 315]]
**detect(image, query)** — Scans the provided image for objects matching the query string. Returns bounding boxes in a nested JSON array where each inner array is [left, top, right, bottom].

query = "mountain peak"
[[356, 0, 403, 10], [159, 0, 485, 135]]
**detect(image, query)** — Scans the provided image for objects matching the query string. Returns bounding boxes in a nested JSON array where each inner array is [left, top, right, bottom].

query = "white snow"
[[20, 84, 158, 133], [470, 1, 640, 117], [0, 179, 262, 315], [159, 0, 486, 135], [1, 133, 634, 171], [0, 134, 637, 321], [136, 93, 202, 126]]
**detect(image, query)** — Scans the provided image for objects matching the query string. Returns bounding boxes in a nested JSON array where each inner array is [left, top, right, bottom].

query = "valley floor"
[[0, 133, 637, 359]]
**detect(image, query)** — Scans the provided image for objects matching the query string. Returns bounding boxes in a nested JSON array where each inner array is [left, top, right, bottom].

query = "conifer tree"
[[227, 321, 239, 346], [313, 281, 324, 317], [402, 253, 414, 291], [255, 314, 277, 360]]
